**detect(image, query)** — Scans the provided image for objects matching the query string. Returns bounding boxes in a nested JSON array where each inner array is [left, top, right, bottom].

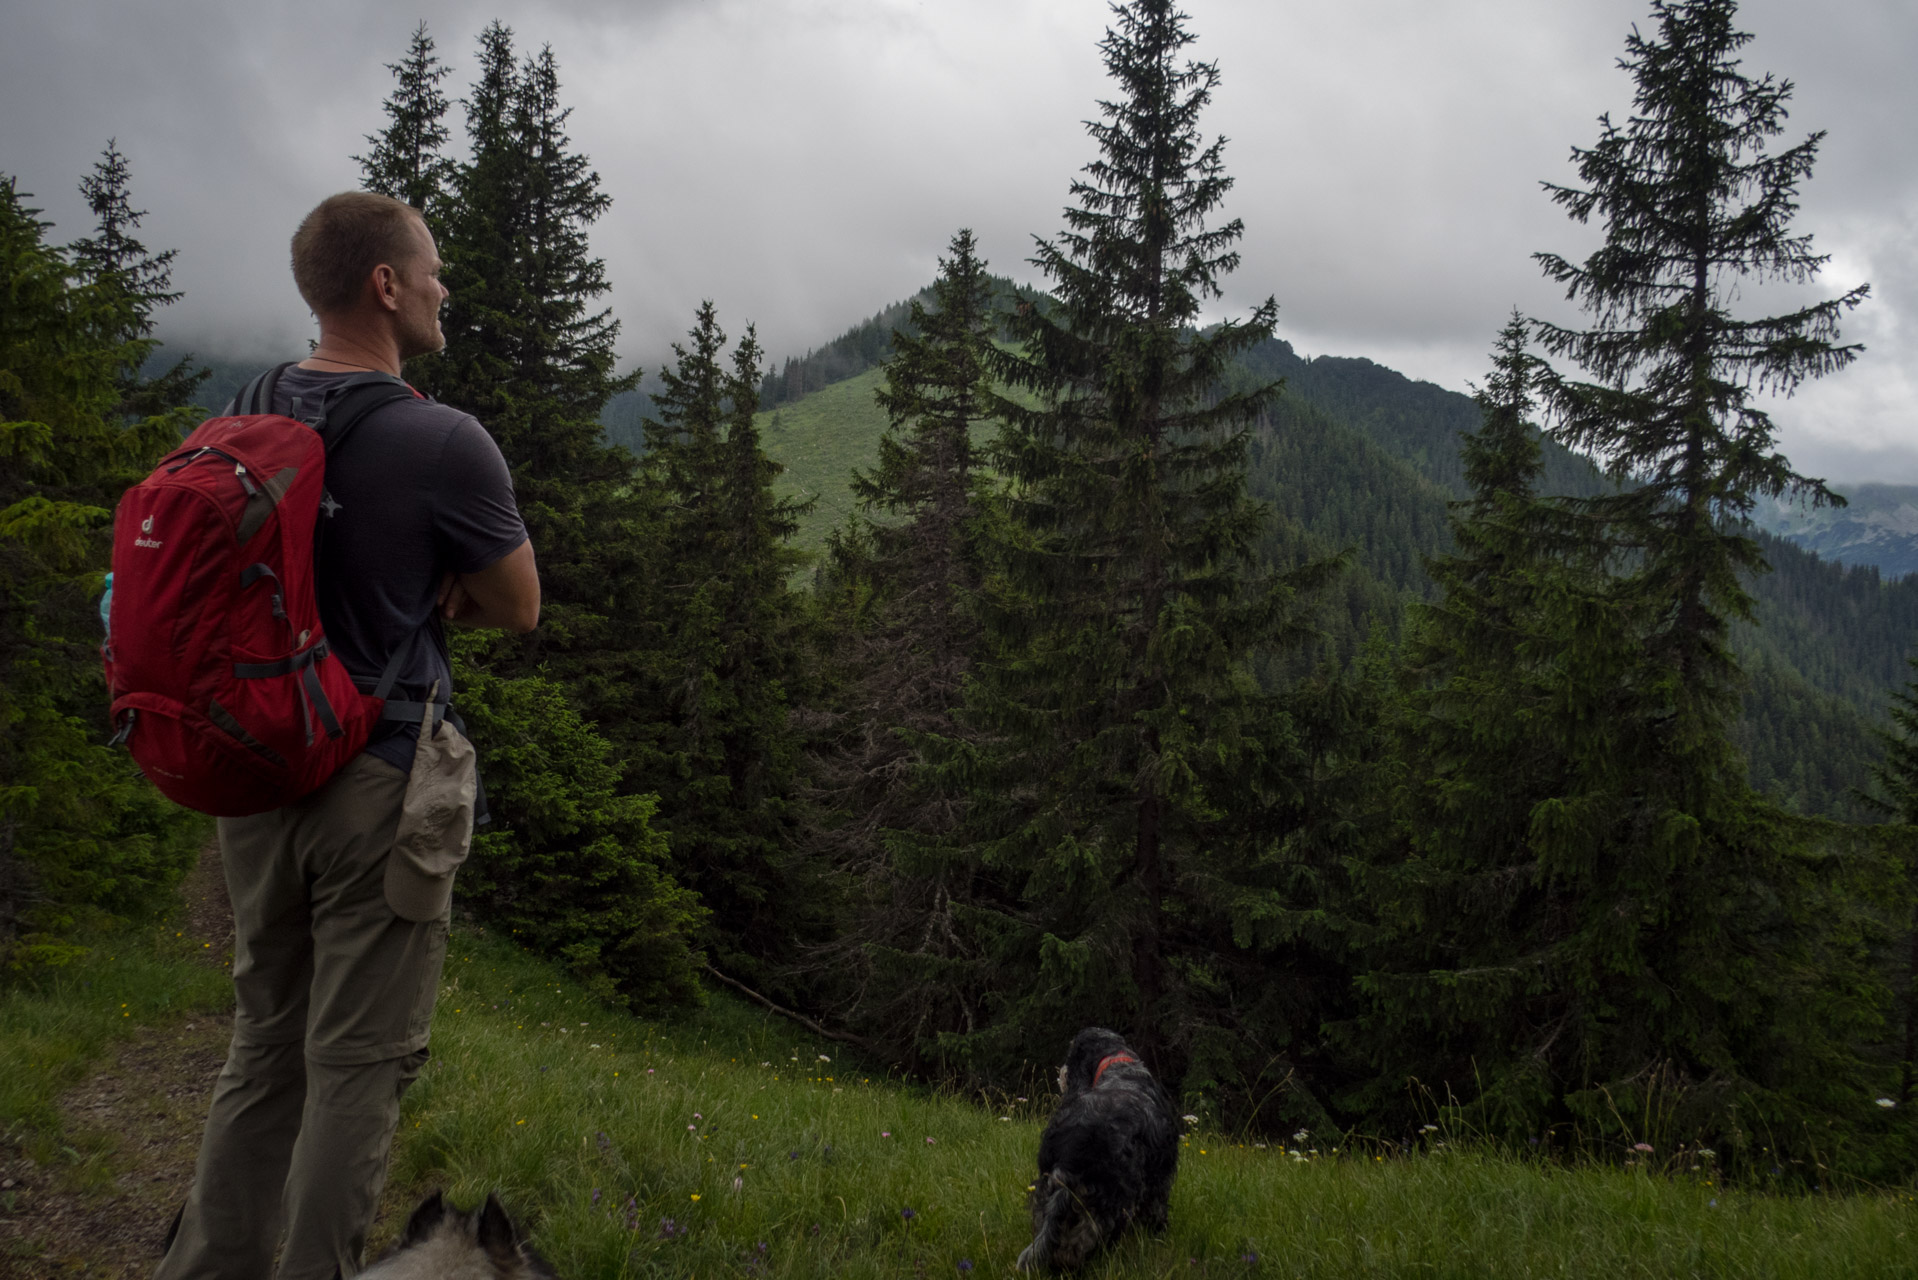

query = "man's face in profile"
[[396, 217, 448, 361]]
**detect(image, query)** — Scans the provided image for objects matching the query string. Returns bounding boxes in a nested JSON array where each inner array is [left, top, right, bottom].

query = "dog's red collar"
[[1091, 1052, 1138, 1089]]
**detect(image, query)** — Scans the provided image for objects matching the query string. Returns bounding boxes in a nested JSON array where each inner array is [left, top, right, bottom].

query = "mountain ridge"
[[1754, 485, 1918, 580], [734, 308, 1906, 818]]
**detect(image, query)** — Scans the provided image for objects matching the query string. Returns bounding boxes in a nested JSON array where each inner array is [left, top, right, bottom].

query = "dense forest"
[[7, 0, 1918, 1184]]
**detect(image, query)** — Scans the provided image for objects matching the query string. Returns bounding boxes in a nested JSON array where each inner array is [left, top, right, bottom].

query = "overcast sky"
[[6, 0, 1913, 483]]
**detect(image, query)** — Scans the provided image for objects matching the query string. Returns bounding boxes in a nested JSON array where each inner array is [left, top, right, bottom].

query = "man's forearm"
[[438, 540, 540, 633]]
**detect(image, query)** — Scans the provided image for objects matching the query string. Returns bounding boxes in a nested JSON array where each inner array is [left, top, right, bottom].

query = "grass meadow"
[[0, 923, 230, 1166], [757, 362, 1030, 556], [760, 367, 893, 554], [386, 928, 1918, 1278], [6, 918, 1916, 1275]]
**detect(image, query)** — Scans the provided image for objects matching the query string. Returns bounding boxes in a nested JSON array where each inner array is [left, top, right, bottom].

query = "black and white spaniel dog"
[[1016, 1026, 1179, 1271]]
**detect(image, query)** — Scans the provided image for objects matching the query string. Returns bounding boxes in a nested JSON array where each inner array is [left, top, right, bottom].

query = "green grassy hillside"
[[371, 927, 1918, 1277], [759, 367, 893, 559], [395, 929, 1918, 1277], [9, 916, 1915, 1276]]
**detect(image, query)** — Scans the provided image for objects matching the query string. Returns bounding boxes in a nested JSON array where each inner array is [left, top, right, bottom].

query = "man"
[[156, 191, 539, 1280]]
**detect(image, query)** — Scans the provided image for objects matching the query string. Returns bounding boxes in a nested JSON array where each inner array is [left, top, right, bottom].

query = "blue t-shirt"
[[234, 365, 528, 778]]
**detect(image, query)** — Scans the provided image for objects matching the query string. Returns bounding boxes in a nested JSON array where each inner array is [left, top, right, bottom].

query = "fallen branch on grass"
[[702, 963, 872, 1050]]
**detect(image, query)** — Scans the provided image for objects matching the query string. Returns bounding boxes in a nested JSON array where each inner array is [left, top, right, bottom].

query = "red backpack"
[[104, 366, 420, 816]]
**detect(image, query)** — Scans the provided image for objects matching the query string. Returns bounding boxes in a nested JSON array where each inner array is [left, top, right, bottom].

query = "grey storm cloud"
[[5, 0, 1913, 483]]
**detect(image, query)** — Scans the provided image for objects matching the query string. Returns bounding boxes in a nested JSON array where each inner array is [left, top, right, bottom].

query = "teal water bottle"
[[100, 571, 113, 638]]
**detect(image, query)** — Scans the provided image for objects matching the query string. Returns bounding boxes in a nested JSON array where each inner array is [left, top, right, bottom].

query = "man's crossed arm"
[[437, 539, 540, 633]]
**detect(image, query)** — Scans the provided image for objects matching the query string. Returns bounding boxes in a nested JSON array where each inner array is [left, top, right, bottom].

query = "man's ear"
[[368, 262, 403, 313]]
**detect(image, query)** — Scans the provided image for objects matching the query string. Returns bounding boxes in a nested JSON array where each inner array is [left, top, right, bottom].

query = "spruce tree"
[[69, 141, 207, 419], [954, 0, 1307, 1077], [1393, 0, 1895, 1157], [349, 27, 705, 1008], [638, 307, 817, 987], [1533, 0, 1867, 704], [1353, 315, 1620, 1130], [452, 635, 706, 1012], [1863, 662, 1918, 1104], [355, 21, 457, 217], [425, 24, 643, 715], [807, 230, 1001, 1063], [1, 176, 200, 961], [416, 20, 522, 418]]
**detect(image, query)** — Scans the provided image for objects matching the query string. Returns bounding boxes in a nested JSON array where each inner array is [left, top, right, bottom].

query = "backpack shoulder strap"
[[224, 362, 299, 416], [312, 373, 421, 459]]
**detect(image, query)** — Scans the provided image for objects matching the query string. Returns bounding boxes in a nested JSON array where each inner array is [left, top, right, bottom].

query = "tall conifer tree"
[[69, 142, 206, 419], [346, 26, 705, 1008], [1, 177, 200, 960], [955, 0, 1302, 1076], [1354, 316, 1628, 1129], [1533, 0, 1867, 705], [808, 231, 1001, 1063], [1863, 664, 1918, 1104], [1376, 0, 1895, 1155], [638, 307, 817, 986], [355, 21, 457, 217], [424, 25, 643, 712]]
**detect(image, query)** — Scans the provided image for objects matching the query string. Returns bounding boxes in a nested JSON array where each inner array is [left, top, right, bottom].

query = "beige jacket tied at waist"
[[384, 679, 476, 922]]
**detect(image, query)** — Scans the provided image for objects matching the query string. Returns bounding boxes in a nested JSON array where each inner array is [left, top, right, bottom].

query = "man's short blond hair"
[[290, 191, 426, 316]]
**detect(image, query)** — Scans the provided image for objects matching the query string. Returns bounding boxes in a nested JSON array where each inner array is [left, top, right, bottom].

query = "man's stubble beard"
[[398, 313, 446, 363]]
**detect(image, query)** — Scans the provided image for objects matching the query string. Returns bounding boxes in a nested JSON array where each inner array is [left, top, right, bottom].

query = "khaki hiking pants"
[[156, 753, 450, 1280]]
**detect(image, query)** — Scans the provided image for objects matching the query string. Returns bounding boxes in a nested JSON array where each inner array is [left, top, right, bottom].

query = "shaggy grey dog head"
[[359, 1191, 555, 1280]]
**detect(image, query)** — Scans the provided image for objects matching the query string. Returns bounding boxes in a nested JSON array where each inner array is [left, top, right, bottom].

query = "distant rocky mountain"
[[1753, 485, 1918, 581]]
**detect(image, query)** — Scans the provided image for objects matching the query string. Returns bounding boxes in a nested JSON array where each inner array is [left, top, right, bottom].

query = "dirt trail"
[[1, 843, 233, 1277], [4, 840, 439, 1277]]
